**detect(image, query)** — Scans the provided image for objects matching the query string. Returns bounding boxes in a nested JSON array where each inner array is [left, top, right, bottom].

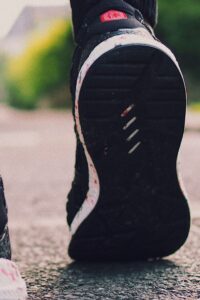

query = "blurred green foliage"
[[4, 1, 200, 109], [0, 55, 6, 103], [157, 0, 200, 102], [158, 0, 200, 74], [6, 20, 74, 109]]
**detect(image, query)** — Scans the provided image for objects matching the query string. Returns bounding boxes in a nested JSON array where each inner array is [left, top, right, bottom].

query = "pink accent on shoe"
[[100, 10, 128, 23]]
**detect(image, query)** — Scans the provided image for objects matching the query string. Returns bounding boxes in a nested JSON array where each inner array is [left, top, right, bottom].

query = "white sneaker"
[[0, 259, 27, 300]]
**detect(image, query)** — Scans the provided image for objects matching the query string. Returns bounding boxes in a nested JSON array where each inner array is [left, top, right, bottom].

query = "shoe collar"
[[75, 0, 153, 45]]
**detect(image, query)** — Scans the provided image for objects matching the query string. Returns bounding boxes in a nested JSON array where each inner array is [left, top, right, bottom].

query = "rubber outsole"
[[69, 44, 190, 261]]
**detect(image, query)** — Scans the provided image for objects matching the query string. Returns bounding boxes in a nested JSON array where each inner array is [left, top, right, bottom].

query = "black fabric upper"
[[70, 0, 157, 39], [126, 0, 157, 28], [0, 177, 8, 235], [76, 0, 145, 44]]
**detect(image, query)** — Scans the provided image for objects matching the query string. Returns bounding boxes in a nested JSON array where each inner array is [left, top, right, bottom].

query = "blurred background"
[[0, 0, 199, 110], [0, 0, 72, 109]]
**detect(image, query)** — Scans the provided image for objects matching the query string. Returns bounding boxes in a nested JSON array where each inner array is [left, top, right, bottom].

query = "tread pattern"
[[69, 45, 190, 261]]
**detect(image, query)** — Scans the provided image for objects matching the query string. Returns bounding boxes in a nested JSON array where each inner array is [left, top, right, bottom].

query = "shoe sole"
[[0, 226, 11, 259], [69, 32, 190, 261]]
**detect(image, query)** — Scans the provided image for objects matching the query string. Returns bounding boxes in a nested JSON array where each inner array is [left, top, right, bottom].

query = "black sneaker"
[[67, 0, 190, 261], [0, 177, 11, 259]]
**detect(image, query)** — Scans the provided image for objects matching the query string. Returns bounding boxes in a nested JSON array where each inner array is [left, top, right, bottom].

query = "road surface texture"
[[0, 105, 200, 300]]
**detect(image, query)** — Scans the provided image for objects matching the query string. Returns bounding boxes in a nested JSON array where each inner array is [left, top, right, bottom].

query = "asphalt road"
[[0, 105, 200, 300]]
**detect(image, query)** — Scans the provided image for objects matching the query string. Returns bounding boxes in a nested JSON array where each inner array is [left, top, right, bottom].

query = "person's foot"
[[67, 0, 190, 261], [0, 177, 11, 259]]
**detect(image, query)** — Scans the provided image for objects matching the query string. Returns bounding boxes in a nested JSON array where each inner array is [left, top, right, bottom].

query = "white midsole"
[[70, 28, 183, 236]]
